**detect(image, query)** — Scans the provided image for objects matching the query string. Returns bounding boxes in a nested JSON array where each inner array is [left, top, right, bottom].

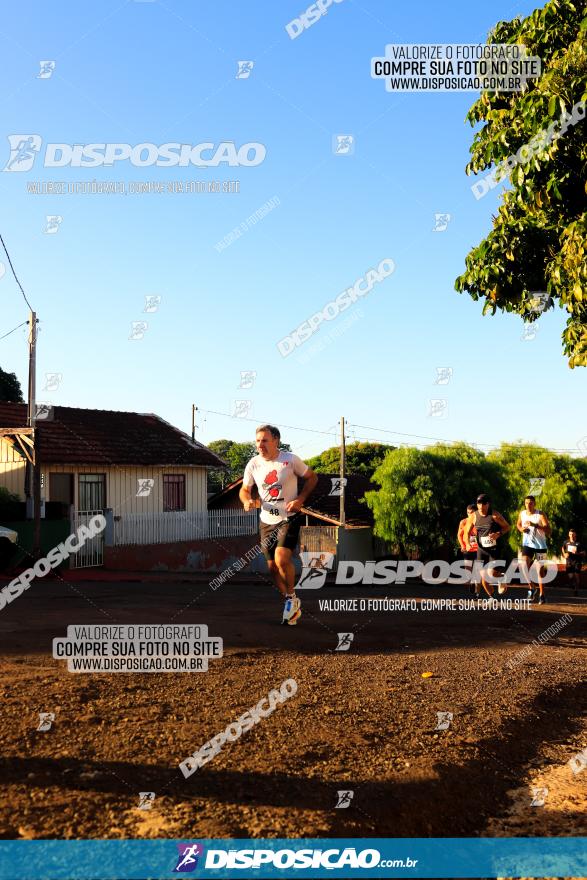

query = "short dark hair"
[[525, 495, 535, 502], [256, 424, 280, 442], [467, 504, 476, 513]]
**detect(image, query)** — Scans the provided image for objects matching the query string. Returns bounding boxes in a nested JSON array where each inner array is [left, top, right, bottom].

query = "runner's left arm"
[[538, 512, 551, 536], [286, 467, 318, 513], [493, 512, 510, 535]]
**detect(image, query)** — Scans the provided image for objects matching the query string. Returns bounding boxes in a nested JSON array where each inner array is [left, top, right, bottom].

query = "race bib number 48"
[[262, 500, 286, 521]]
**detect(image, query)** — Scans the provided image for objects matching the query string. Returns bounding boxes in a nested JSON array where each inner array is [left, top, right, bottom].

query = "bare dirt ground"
[[0, 576, 586, 850]]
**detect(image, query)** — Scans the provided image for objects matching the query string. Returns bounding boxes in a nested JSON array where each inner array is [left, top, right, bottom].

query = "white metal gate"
[[70, 509, 104, 568], [299, 525, 339, 571]]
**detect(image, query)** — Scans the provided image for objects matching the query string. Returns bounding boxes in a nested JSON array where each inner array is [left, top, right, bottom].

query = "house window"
[[78, 474, 106, 511], [163, 475, 185, 511]]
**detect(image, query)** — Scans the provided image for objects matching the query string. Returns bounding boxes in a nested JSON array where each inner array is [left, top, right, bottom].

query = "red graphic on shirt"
[[262, 469, 282, 502]]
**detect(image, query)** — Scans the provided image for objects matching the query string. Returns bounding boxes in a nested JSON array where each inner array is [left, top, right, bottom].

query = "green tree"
[[307, 442, 395, 477], [0, 487, 20, 503], [365, 443, 506, 558], [207, 438, 291, 493], [455, 0, 587, 367], [0, 367, 24, 402], [488, 442, 587, 552]]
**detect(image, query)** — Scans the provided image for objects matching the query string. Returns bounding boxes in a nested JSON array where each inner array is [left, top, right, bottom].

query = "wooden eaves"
[[0, 427, 35, 465]]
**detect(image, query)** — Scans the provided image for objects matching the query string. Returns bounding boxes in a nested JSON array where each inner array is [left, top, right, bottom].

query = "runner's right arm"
[[239, 484, 256, 511], [457, 520, 467, 551], [240, 464, 256, 512]]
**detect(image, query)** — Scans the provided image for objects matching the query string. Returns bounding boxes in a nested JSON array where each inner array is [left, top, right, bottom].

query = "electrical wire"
[[0, 320, 28, 342], [196, 408, 581, 456], [0, 232, 34, 311]]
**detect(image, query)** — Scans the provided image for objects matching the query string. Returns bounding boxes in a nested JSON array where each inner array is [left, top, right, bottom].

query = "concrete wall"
[[337, 527, 373, 564], [104, 534, 270, 573]]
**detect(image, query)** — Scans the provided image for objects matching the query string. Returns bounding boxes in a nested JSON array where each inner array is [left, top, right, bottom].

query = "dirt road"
[[0, 578, 586, 841]]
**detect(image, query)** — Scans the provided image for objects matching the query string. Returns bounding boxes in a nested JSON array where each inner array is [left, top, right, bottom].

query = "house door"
[[71, 474, 106, 568]]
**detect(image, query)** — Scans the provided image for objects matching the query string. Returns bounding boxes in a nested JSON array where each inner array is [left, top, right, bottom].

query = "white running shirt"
[[243, 451, 309, 525], [520, 509, 548, 550]]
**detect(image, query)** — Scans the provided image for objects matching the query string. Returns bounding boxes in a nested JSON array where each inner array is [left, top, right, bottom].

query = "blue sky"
[[0, 0, 584, 461]]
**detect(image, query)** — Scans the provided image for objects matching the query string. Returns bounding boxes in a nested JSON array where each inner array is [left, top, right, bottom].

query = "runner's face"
[[477, 502, 489, 514], [256, 431, 279, 459], [525, 498, 535, 512], [569, 531, 576, 540]]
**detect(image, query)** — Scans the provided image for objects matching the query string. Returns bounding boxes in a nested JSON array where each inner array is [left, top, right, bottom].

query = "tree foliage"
[[455, 0, 587, 367], [0, 367, 24, 402], [365, 443, 505, 558], [488, 442, 587, 551], [206, 438, 291, 494], [366, 441, 587, 558], [307, 442, 395, 477], [0, 487, 20, 503]]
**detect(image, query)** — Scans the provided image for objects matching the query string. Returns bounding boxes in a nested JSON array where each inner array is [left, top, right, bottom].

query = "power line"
[[0, 232, 34, 311], [0, 320, 28, 342], [200, 408, 343, 437], [198, 409, 581, 456], [348, 423, 581, 455], [350, 422, 466, 445]]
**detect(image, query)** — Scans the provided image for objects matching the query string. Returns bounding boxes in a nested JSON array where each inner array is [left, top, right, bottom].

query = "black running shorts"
[[259, 514, 302, 561], [476, 546, 498, 563], [521, 546, 547, 561]]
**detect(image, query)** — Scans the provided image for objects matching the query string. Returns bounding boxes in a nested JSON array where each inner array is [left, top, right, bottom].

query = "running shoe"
[[527, 588, 536, 602], [282, 595, 302, 626], [538, 596, 546, 605], [498, 584, 508, 595]]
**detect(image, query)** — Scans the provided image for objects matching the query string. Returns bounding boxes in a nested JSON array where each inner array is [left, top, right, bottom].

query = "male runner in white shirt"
[[516, 494, 551, 604], [240, 424, 318, 625]]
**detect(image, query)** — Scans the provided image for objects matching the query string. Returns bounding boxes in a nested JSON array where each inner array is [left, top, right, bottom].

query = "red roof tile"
[[0, 403, 226, 467]]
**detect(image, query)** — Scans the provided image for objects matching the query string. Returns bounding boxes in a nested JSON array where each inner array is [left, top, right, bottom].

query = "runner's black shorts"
[[566, 560, 581, 574], [259, 515, 302, 561], [521, 546, 547, 561], [476, 546, 498, 563]]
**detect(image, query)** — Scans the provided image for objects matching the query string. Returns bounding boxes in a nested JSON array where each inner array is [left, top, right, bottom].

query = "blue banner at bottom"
[[0, 838, 585, 879]]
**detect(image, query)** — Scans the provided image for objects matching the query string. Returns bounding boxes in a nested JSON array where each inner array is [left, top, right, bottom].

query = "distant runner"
[[517, 495, 551, 604], [464, 494, 510, 597], [240, 424, 318, 625], [562, 528, 585, 596], [457, 503, 479, 594]]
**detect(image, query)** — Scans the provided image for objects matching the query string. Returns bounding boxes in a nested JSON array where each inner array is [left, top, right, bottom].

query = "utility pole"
[[26, 311, 41, 556], [191, 404, 197, 441], [339, 415, 346, 527]]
